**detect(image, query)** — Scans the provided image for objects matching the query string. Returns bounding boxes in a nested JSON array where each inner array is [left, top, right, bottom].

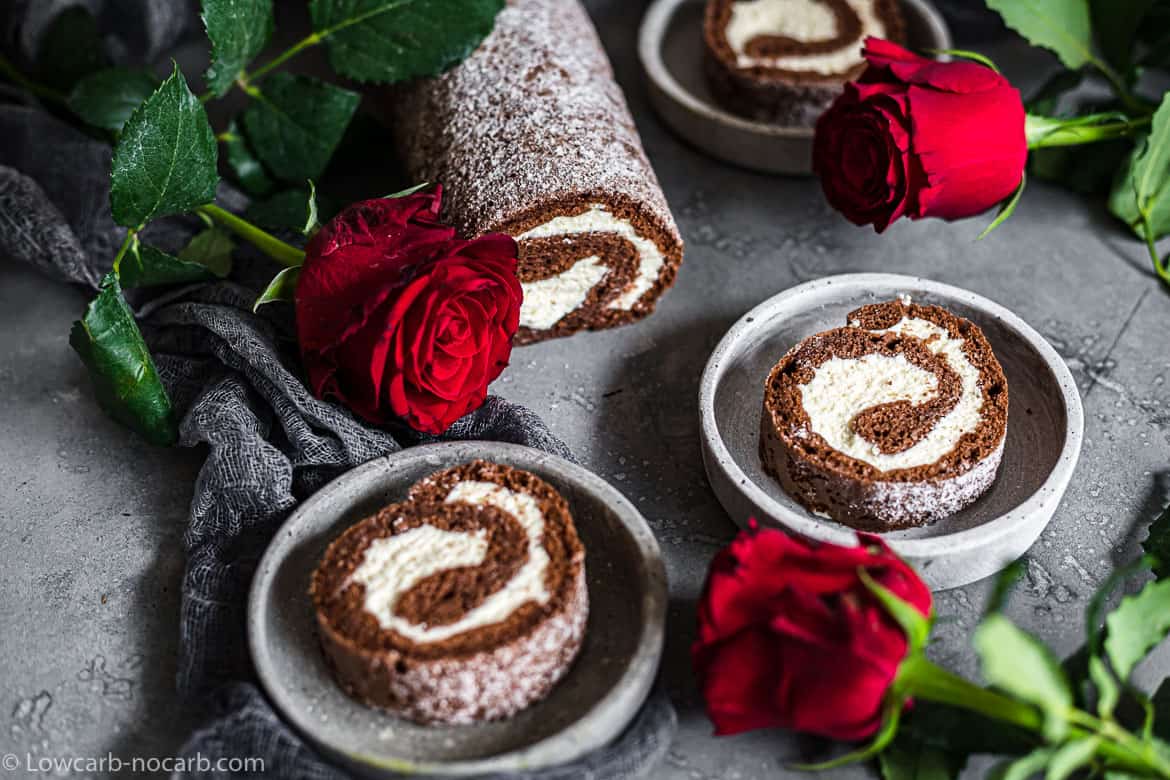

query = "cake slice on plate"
[[704, 0, 905, 125], [760, 298, 1008, 531], [311, 460, 587, 724]]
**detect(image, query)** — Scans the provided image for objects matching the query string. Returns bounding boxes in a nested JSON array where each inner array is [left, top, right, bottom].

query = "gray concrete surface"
[[3, 2, 1170, 778]]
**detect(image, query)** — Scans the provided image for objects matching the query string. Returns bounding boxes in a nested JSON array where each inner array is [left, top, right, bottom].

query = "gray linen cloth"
[[0, 3, 677, 777]]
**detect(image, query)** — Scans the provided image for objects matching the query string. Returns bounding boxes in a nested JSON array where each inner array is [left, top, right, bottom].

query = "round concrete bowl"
[[249, 441, 667, 777], [699, 274, 1084, 590], [638, 0, 951, 175]]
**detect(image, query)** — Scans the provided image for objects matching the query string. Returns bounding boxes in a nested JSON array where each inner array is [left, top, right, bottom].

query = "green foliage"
[[1031, 139, 1130, 195], [68, 69, 159, 133], [222, 120, 275, 196], [35, 6, 107, 91], [309, 0, 505, 83], [117, 240, 220, 289], [979, 174, 1027, 239], [975, 614, 1073, 741], [879, 741, 967, 780], [1109, 95, 1170, 241], [178, 229, 235, 277], [202, 0, 275, 97], [1046, 737, 1102, 780], [253, 267, 301, 311], [1143, 502, 1170, 580], [246, 189, 322, 232], [69, 274, 176, 446], [241, 73, 359, 182], [990, 747, 1056, 780], [109, 64, 218, 229], [1104, 578, 1170, 682], [985, 0, 1094, 70]]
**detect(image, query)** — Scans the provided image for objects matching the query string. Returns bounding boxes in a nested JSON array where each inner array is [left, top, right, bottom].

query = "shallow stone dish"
[[699, 274, 1084, 590], [638, 0, 951, 175], [248, 441, 667, 777]]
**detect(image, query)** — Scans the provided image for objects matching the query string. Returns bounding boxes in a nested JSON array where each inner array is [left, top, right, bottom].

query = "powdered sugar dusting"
[[388, 0, 681, 256]]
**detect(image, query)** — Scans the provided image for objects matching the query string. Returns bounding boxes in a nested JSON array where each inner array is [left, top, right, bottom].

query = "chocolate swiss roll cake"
[[704, 0, 905, 125], [311, 461, 587, 724], [387, 0, 684, 345], [760, 299, 1008, 531]]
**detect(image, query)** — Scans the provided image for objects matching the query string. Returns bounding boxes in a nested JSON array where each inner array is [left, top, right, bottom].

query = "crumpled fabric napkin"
[[0, 3, 677, 777]]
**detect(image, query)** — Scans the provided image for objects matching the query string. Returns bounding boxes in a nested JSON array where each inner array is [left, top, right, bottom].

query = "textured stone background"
[[2, 1, 1169, 777]]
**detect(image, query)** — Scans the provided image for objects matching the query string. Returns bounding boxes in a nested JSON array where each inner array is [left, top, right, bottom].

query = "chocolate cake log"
[[760, 299, 1008, 531], [387, 0, 684, 345], [704, 0, 905, 125], [311, 461, 587, 724]]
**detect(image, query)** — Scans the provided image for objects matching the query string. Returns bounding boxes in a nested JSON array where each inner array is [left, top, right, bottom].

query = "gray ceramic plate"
[[248, 441, 667, 777], [699, 274, 1084, 590], [639, 0, 952, 174]]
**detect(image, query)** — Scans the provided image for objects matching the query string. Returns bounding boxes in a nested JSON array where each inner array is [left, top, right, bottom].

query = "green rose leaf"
[[975, 614, 1072, 741], [1104, 578, 1170, 682], [309, 0, 505, 83], [35, 6, 108, 91], [879, 742, 966, 780], [179, 228, 235, 277], [118, 241, 216, 289], [990, 747, 1055, 780], [246, 189, 318, 232], [69, 273, 177, 446], [253, 266, 301, 312], [110, 64, 219, 229], [202, 0, 275, 97], [984, 0, 1093, 70], [1145, 502, 1170, 580], [68, 68, 159, 133], [1109, 95, 1170, 241], [1046, 737, 1102, 780], [222, 119, 275, 196], [241, 73, 359, 182]]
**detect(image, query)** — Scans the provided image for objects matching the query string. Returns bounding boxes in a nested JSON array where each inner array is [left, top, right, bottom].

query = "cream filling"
[[726, 0, 886, 74], [517, 204, 665, 321], [350, 480, 550, 644], [799, 316, 985, 471], [519, 256, 608, 331]]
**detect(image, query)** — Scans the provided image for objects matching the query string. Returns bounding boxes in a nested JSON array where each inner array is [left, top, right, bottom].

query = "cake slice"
[[759, 299, 1008, 531], [311, 461, 587, 724], [703, 0, 905, 125]]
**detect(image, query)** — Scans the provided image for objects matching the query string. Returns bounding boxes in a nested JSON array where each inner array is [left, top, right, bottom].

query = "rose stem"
[[195, 204, 305, 268], [898, 655, 1170, 777], [1024, 113, 1153, 149]]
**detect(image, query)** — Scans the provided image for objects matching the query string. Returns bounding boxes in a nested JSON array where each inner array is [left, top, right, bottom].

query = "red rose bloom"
[[692, 525, 932, 740], [295, 187, 522, 434], [813, 37, 1026, 232]]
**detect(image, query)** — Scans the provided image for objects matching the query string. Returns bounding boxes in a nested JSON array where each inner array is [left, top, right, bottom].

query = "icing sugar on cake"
[[387, 0, 684, 344], [759, 298, 1009, 531], [311, 460, 587, 725]]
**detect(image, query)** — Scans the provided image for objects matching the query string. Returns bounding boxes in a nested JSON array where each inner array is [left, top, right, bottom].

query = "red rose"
[[692, 525, 932, 740], [813, 37, 1026, 232], [295, 186, 522, 434]]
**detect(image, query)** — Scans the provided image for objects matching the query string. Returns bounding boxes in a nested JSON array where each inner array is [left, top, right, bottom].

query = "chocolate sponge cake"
[[386, 0, 684, 345], [311, 461, 587, 724], [760, 299, 1008, 531], [704, 0, 905, 125]]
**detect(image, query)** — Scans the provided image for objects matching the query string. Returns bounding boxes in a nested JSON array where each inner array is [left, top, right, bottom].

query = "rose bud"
[[692, 525, 931, 740], [813, 37, 1026, 232], [295, 186, 523, 435]]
